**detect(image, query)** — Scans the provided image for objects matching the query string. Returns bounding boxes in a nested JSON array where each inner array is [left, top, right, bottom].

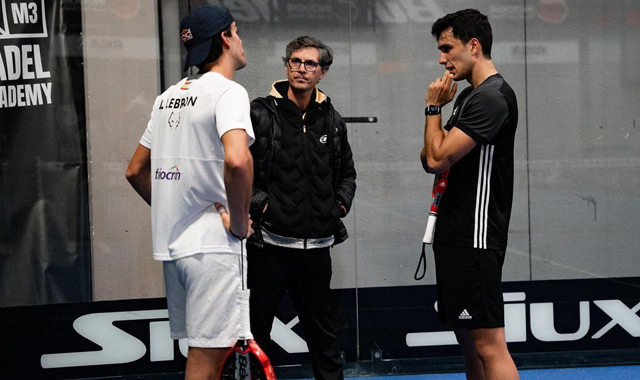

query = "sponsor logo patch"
[[181, 28, 192, 42], [155, 166, 181, 181], [168, 112, 180, 129], [458, 309, 472, 320]]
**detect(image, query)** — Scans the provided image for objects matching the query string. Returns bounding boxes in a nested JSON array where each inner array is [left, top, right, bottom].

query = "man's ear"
[[469, 38, 481, 56], [220, 31, 231, 48]]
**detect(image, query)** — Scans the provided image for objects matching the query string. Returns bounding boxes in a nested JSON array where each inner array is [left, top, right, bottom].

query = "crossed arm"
[[420, 71, 476, 174]]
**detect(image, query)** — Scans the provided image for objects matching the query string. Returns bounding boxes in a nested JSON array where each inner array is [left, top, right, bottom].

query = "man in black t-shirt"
[[420, 9, 519, 380]]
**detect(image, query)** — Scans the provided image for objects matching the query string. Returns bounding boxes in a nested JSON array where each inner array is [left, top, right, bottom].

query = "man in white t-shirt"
[[125, 5, 254, 380]]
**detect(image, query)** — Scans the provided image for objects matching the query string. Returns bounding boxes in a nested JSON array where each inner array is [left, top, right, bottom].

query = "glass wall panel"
[[525, 1, 640, 280]]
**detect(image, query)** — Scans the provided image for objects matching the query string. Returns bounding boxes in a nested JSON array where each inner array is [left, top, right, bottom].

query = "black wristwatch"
[[425, 105, 441, 116]]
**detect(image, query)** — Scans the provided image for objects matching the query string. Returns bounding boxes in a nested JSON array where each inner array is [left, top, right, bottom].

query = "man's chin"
[[289, 82, 313, 91], [235, 58, 247, 71], [451, 72, 466, 81]]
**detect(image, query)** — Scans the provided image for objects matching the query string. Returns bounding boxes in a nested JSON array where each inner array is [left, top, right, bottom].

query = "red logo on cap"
[[181, 28, 193, 42]]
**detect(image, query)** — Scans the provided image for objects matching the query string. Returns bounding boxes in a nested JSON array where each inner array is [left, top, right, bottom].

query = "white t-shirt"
[[139, 72, 254, 261]]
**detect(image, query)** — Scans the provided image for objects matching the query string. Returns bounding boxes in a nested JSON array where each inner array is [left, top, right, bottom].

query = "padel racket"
[[415, 169, 449, 280], [220, 246, 276, 380], [423, 169, 449, 244]]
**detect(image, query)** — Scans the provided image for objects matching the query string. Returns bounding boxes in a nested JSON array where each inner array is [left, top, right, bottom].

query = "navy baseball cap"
[[180, 5, 234, 72]]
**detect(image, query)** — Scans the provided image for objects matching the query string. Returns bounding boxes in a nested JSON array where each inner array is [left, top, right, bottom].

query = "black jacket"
[[248, 81, 356, 247]]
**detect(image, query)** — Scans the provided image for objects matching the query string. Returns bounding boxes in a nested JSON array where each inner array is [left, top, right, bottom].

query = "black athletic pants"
[[247, 243, 344, 380]]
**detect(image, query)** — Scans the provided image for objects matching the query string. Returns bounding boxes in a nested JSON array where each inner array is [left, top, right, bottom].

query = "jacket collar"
[[269, 80, 327, 104]]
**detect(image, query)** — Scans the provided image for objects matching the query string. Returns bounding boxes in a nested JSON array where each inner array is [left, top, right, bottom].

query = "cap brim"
[[183, 38, 213, 72]]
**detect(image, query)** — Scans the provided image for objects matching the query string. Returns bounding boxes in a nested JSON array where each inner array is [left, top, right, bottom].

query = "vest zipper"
[[302, 121, 311, 244]]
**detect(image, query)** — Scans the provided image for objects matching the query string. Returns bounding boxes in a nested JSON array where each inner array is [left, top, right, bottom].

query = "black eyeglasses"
[[288, 58, 320, 72]]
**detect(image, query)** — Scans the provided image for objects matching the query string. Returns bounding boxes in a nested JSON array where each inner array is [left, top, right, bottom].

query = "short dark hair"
[[431, 9, 493, 58], [282, 36, 333, 69], [197, 25, 233, 71]]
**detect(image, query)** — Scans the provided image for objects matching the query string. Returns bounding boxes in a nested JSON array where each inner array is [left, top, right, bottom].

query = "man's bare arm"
[[421, 70, 476, 173], [125, 144, 152, 205], [421, 123, 477, 173], [221, 129, 254, 238]]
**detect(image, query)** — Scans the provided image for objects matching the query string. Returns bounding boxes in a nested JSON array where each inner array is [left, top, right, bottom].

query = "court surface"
[[337, 365, 640, 380], [74, 363, 640, 380]]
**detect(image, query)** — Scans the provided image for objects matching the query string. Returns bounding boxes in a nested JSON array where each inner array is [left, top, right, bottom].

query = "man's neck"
[[468, 59, 498, 88], [201, 60, 235, 81], [287, 85, 314, 111]]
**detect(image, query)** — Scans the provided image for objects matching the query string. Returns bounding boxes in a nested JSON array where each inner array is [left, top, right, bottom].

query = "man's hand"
[[426, 70, 458, 107], [215, 203, 254, 239]]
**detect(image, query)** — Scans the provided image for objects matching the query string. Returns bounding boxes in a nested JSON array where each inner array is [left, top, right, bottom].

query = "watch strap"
[[425, 105, 441, 116]]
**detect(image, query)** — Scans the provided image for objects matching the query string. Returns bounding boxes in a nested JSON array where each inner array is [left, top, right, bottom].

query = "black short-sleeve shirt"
[[435, 74, 518, 250]]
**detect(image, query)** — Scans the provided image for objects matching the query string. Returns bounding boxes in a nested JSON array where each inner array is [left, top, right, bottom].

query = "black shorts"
[[433, 240, 506, 329]]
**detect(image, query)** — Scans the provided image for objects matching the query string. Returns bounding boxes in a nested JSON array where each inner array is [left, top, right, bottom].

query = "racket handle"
[[423, 212, 437, 244], [238, 289, 253, 340]]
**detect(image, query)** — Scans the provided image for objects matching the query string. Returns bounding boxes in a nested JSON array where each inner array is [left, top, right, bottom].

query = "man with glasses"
[[247, 36, 356, 380]]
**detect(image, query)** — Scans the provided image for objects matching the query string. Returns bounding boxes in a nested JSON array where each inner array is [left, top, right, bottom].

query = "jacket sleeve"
[[249, 99, 271, 222], [334, 112, 357, 215]]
